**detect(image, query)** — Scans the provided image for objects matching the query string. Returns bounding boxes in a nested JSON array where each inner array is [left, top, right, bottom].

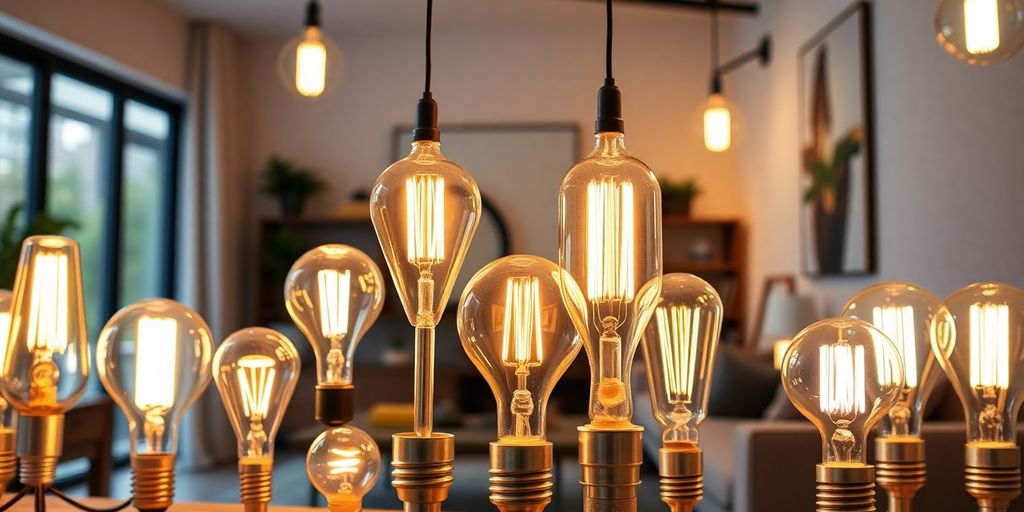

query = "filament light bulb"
[[702, 93, 733, 152], [306, 426, 381, 512], [285, 245, 384, 425], [935, 0, 1024, 65], [458, 256, 583, 443], [296, 26, 327, 97], [842, 282, 943, 438], [781, 318, 903, 465], [641, 273, 723, 445], [214, 328, 300, 512], [931, 283, 1024, 446], [558, 130, 661, 427]]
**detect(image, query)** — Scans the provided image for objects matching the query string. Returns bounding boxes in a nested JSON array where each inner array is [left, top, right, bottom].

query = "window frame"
[[0, 30, 182, 324]]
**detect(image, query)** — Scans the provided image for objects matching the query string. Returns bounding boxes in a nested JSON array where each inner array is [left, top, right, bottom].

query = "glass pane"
[[120, 142, 167, 304], [46, 74, 112, 341], [0, 55, 34, 229]]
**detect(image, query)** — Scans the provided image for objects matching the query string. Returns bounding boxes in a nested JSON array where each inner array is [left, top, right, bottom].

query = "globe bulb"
[[701, 93, 737, 153], [458, 255, 583, 443], [214, 327, 300, 512], [285, 244, 385, 425], [97, 298, 213, 511], [935, 0, 1024, 65], [277, 1, 342, 97], [641, 273, 723, 446], [781, 318, 904, 465], [306, 425, 382, 512], [558, 130, 662, 427], [371, 139, 481, 437], [842, 282, 944, 438]]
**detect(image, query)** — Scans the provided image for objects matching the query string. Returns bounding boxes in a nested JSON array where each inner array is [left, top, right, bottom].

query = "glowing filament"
[[704, 106, 732, 152], [134, 316, 178, 412], [328, 447, 362, 476], [237, 355, 277, 421], [963, 0, 1001, 54], [501, 277, 544, 368], [820, 343, 866, 419], [296, 27, 327, 97], [317, 269, 351, 339], [405, 174, 445, 266], [26, 251, 70, 356], [970, 303, 1009, 390], [654, 305, 709, 402], [585, 178, 634, 302], [872, 305, 918, 388], [0, 311, 10, 365]]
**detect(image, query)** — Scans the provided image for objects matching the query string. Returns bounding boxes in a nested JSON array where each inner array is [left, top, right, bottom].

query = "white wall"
[[731, 0, 1024, 324]]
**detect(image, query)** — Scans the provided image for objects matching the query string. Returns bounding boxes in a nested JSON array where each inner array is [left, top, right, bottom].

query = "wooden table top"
[[6, 496, 395, 511]]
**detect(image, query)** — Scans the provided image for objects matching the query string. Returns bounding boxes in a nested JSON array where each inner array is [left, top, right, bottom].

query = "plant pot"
[[663, 197, 693, 217], [279, 195, 306, 218]]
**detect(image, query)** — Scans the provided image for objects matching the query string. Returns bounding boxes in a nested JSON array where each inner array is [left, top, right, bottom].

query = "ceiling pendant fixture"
[[277, 0, 341, 97], [935, 0, 1024, 65], [700, 2, 770, 153]]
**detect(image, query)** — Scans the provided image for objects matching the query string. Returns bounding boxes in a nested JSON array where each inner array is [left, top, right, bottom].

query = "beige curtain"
[[176, 21, 246, 469]]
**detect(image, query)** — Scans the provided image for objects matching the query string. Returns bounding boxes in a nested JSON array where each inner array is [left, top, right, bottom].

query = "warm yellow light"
[[501, 277, 544, 368], [296, 27, 327, 97], [133, 316, 178, 412], [819, 342, 866, 418], [317, 269, 352, 339], [773, 339, 792, 370], [0, 312, 10, 364], [970, 302, 1009, 390], [328, 447, 362, 475], [585, 178, 634, 302], [26, 251, 69, 356], [963, 0, 1001, 54], [405, 174, 445, 266], [704, 105, 732, 152], [237, 355, 277, 421], [872, 305, 918, 388], [653, 305, 704, 401]]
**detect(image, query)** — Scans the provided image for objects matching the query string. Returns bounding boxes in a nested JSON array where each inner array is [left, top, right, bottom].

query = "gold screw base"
[[392, 432, 455, 512], [488, 441, 553, 512], [239, 457, 273, 512], [131, 453, 176, 512], [17, 415, 63, 486], [875, 437, 925, 512], [965, 444, 1021, 512], [659, 445, 702, 512], [0, 427, 17, 495], [578, 424, 643, 512], [816, 464, 876, 512]]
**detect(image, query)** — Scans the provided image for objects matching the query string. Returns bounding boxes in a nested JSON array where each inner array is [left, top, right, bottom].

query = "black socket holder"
[[315, 385, 354, 426], [594, 79, 624, 134], [412, 94, 441, 142]]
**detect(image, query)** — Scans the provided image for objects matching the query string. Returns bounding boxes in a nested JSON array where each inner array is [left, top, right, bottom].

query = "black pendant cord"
[[413, 0, 440, 142], [709, 0, 722, 94], [0, 485, 132, 512], [595, 0, 624, 133]]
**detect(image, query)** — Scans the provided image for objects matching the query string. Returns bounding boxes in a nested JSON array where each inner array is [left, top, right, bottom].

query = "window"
[[0, 33, 181, 342]]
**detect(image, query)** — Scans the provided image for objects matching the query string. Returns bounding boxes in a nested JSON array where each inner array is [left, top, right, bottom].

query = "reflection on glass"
[[0, 55, 34, 221]]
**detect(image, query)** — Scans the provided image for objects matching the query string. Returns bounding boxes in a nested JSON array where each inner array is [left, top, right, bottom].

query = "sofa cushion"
[[707, 346, 780, 418], [699, 417, 739, 508]]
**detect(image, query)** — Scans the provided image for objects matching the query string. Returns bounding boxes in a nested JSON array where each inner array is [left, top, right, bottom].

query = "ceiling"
[[160, 0, 718, 38]]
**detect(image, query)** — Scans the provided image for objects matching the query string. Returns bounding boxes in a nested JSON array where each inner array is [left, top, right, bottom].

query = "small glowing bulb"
[[296, 26, 327, 97], [703, 94, 732, 152], [306, 426, 381, 512], [964, 0, 1001, 54]]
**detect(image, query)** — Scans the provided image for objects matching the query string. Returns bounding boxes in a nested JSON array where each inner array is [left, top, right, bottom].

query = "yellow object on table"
[[367, 402, 415, 428], [7, 497, 396, 511]]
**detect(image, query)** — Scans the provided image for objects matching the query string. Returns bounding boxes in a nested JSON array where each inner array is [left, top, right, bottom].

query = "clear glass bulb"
[[306, 425, 382, 512], [296, 26, 327, 97], [1, 236, 89, 415], [781, 318, 903, 465], [935, 0, 1024, 65], [558, 131, 662, 427], [285, 245, 385, 388], [0, 290, 16, 429], [841, 282, 943, 438], [97, 299, 213, 455], [458, 255, 583, 444], [213, 327, 300, 462], [702, 93, 733, 152], [931, 282, 1024, 446], [370, 141, 481, 329], [641, 273, 723, 445]]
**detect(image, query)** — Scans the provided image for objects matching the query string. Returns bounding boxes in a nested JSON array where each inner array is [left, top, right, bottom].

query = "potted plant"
[[0, 204, 76, 288], [260, 154, 327, 217], [659, 176, 702, 217]]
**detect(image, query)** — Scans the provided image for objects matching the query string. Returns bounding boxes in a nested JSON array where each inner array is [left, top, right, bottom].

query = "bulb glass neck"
[[589, 132, 626, 158]]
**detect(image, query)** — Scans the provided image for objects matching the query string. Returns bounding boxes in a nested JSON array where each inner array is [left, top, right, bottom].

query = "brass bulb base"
[[17, 414, 64, 486], [488, 441, 553, 512], [391, 432, 455, 512], [239, 458, 273, 512], [0, 427, 17, 495], [815, 463, 876, 512], [131, 453, 176, 512], [578, 424, 643, 512], [964, 444, 1021, 512], [875, 437, 925, 512], [659, 445, 703, 512]]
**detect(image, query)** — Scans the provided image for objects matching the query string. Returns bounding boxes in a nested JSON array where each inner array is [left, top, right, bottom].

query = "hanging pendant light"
[[277, 0, 342, 97], [935, 0, 1024, 65]]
